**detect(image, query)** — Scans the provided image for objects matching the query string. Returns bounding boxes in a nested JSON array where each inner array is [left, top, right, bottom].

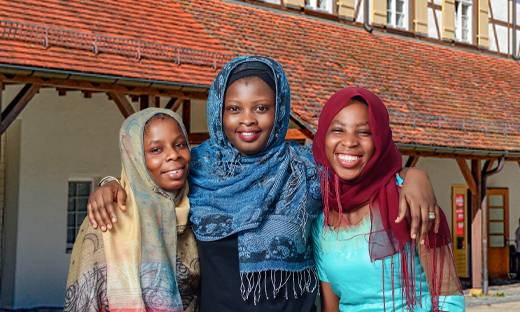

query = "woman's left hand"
[[396, 168, 440, 244]]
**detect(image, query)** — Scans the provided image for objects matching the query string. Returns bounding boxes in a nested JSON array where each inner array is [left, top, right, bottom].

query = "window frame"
[[454, 0, 472, 44], [66, 178, 94, 253], [305, 0, 333, 13], [386, 0, 408, 30]]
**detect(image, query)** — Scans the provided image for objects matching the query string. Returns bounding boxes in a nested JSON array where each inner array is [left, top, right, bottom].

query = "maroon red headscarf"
[[313, 87, 462, 311]]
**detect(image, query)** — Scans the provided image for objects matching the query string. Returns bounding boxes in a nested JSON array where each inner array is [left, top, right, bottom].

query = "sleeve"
[[312, 216, 329, 283]]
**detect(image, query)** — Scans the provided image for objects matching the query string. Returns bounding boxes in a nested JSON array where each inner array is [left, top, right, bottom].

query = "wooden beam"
[[152, 96, 160, 108], [165, 98, 178, 110], [429, 0, 441, 39], [488, 1, 500, 53], [140, 95, 149, 110], [405, 155, 420, 167], [171, 98, 183, 112], [188, 133, 209, 144], [0, 73, 209, 100], [471, 159, 482, 219], [130, 95, 139, 102], [1, 83, 41, 135], [456, 157, 478, 195], [82, 91, 92, 98], [182, 99, 191, 133], [107, 92, 135, 118]]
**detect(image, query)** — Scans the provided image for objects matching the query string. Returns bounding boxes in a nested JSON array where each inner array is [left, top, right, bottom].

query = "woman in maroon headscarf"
[[312, 87, 464, 312]]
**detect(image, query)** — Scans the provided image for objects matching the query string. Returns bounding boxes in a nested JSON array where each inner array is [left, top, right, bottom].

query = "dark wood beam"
[[354, 0, 362, 21], [471, 159, 482, 219], [165, 98, 178, 110], [488, 1, 500, 52], [182, 99, 191, 134], [1, 83, 41, 135], [490, 19, 520, 30], [188, 133, 209, 144], [429, 0, 441, 39], [456, 157, 478, 195], [130, 95, 139, 102], [57, 88, 67, 96], [82, 91, 92, 98], [0, 73, 209, 100], [405, 155, 420, 167], [171, 98, 184, 112], [152, 96, 160, 108], [140, 95, 149, 110], [107, 92, 135, 118]]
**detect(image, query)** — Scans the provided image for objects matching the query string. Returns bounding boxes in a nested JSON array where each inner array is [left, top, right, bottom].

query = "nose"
[[340, 132, 359, 148], [239, 110, 257, 126], [166, 147, 180, 161]]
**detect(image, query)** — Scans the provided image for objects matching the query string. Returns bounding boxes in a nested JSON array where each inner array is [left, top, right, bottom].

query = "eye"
[[150, 147, 162, 153], [330, 127, 344, 133], [256, 105, 268, 112], [359, 130, 372, 136], [176, 141, 188, 148], [226, 106, 240, 113]]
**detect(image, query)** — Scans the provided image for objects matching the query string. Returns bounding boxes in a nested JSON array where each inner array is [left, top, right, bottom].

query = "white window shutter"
[[372, 0, 388, 25], [338, 0, 356, 19], [414, 0, 429, 35], [442, 0, 455, 40], [478, 0, 490, 47]]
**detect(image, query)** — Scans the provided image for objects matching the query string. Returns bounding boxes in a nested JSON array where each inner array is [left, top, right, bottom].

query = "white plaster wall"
[[4, 86, 124, 308]]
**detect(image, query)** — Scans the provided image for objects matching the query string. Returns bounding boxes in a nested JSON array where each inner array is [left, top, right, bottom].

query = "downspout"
[[364, 0, 373, 33], [514, 0, 519, 60], [481, 154, 506, 295]]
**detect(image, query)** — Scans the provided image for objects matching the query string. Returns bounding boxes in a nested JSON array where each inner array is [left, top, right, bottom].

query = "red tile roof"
[[1, 0, 520, 154]]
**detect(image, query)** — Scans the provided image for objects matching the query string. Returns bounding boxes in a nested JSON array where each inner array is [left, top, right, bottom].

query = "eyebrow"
[[147, 135, 185, 146], [330, 120, 369, 127]]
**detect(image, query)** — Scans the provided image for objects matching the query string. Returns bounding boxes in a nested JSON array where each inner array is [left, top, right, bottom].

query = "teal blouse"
[[312, 177, 465, 311]]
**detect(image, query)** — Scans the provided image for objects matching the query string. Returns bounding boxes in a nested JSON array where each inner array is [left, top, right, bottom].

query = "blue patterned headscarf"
[[188, 55, 322, 300]]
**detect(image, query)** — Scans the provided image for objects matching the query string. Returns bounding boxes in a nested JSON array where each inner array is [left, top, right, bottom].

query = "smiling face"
[[222, 76, 276, 156], [143, 116, 191, 191], [325, 100, 375, 181]]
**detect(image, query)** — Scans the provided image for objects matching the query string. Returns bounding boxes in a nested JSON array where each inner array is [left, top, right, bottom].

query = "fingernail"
[[395, 218, 399, 222], [420, 239, 425, 245], [112, 217, 117, 222], [411, 233, 416, 239], [122, 205, 126, 209], [93, 223, 97, 229], [107, 224, 112, 230], [101, 226, 106, 231]]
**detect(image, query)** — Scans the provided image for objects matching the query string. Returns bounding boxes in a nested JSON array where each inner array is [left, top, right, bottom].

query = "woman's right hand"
[[87, 180, 128, 232]]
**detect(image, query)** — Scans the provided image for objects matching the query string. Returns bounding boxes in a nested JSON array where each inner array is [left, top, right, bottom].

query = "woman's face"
[[143, 116, 191, 191], [222, 76, 276, 156], [325, 100, 375, 181]]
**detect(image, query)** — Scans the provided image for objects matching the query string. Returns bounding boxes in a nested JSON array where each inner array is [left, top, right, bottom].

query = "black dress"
[[197, 234, 318, 312]]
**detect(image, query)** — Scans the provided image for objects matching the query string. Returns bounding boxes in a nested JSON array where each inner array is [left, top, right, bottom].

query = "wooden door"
[[487, 188, 509, 279]]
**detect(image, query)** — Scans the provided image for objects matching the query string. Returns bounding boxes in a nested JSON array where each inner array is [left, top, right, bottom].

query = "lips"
[[162, 167, 186, 180], [335, 153, 363, 168], [237, 130, 261, 142]]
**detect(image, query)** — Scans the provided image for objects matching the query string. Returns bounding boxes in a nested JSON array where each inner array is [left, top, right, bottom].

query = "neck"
[[329, 202, 370, 228]]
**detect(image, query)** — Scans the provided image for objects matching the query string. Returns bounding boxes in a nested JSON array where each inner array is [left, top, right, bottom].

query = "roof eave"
[[396, 143, 520, 160]]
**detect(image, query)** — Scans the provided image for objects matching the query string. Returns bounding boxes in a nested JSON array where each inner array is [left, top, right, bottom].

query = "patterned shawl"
[[65, 108, 200, 312], [188, 55, 322, 301]]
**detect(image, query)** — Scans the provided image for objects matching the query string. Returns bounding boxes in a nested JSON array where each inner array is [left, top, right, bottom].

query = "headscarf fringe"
[[239, 267, 318, 305]]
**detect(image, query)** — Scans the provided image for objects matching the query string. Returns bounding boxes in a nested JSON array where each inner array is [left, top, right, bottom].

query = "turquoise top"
[[312, 176, 465, 311]]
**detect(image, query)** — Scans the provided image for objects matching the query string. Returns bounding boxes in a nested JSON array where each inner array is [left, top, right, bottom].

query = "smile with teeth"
[[164, 168, 183, 174], [239, 132, 259, 136], [336, 154, 362, 162]]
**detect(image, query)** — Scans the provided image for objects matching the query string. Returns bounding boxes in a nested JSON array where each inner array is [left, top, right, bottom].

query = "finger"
[[98, 194, 113, 230], [87, 202, 97, 229], [91, 200, 106, 232], [409, 205, 420, 241], [434, 205, 441, 233], [105, 201, 117, 224], [116, 188, 127, 212], [419, 207, 433, 245], [396, 193, 407, 224]]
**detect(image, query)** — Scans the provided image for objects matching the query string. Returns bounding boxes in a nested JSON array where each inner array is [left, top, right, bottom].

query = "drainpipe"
[[481, 155, 506, 295], [514, 0, 519, 60], [364, 0, 373, 33]]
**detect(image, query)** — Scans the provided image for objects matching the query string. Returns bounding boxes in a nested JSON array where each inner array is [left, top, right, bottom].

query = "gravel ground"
[[464, 283, 520, 307]]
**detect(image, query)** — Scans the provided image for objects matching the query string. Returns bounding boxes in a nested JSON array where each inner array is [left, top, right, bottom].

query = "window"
[[387, 0, 407, 29], [67, 180, 92, 252], [455, 1, 471, 43], [305, 0, 332, 13]]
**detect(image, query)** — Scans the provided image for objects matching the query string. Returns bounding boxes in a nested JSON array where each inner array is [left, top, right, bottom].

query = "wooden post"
[[182, 99, 191, 134], [140, 95, 149, 110], [152, 96, 160, 108], [471, 159, 482, 289]]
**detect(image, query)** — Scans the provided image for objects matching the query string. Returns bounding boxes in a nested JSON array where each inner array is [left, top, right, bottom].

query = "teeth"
[[337, 155, 360, 162], [166, 169, 182, 174], [241, 132, 257, 136]]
